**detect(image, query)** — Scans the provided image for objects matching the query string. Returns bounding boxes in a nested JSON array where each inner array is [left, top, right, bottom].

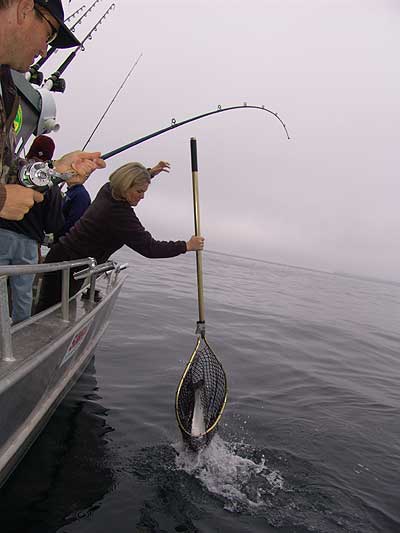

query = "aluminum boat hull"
[[0, 273, 125, 487]]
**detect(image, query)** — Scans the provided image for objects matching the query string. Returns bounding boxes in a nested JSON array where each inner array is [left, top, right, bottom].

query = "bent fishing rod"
[[43, 3, 116, 93], [100, 104, 290, 161], [18, 104, 289, 191], [28, 0, 105, 84]]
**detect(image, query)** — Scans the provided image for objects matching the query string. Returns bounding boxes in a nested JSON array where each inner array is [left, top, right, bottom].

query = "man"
[[0, 0, 105, 221], [0, 134, 64, 323]]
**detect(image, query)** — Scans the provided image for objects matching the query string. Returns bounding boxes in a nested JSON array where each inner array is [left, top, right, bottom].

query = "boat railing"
[[0, 258, 127, 362]]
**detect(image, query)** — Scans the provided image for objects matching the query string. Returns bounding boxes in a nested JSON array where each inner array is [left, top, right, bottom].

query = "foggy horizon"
[[27, 0, 400, 282]]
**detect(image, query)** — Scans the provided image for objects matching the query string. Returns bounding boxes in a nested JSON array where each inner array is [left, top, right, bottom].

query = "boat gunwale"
[[0, 272, 127, 394]]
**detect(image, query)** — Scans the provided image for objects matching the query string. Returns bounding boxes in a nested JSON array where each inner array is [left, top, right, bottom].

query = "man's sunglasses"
[[34, 7, 58, 44]]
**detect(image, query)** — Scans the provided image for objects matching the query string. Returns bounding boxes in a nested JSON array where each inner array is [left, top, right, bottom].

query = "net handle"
[[190, 137, 205, 326]]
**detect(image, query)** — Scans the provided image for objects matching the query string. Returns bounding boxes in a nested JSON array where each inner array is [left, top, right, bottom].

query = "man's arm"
[[0, 184, 43, 221], [53, 151, 105, 182], [0, 186, 5, 212]]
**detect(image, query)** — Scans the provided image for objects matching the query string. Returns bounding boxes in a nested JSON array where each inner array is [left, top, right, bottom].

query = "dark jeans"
[[35, 243, 84, 313]]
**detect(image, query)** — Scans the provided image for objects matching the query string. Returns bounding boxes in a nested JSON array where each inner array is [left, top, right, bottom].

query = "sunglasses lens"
[[35, 8, 58, 44]]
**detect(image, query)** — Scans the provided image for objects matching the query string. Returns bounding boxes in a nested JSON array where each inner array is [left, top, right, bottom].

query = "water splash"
[[174, 435, 283, 513]]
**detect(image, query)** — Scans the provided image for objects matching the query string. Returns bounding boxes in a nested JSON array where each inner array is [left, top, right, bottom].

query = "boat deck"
[[0, 274, 117, 379]]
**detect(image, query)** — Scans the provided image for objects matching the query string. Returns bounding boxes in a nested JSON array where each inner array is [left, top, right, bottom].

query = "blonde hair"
[[109, 162, 151, 201]]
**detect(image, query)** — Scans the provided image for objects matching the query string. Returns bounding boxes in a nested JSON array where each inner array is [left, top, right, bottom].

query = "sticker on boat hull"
[[61, 323, 91, 366]]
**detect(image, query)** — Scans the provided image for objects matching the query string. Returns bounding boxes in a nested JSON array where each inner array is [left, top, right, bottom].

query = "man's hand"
[[150, 161, 170, 179], [0, 185, 43, 220], [54, 151, 106, 185]]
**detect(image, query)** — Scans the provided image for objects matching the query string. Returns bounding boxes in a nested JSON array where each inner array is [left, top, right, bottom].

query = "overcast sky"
[[37, 0, 400, 281]]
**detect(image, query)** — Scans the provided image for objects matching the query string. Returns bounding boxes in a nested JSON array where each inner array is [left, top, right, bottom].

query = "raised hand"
[[150, 161, 171, 178]]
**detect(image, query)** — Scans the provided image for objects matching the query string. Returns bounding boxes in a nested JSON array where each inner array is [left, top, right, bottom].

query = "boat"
[[0, 259, 127, 487], [0, 5, 126, 488]]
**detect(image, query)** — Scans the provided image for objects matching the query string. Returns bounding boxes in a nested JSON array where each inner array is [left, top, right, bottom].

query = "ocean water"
[[1, 249, 399, 533]]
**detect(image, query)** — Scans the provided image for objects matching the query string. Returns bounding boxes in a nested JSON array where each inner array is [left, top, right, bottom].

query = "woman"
[[36, 161, 204, 312]]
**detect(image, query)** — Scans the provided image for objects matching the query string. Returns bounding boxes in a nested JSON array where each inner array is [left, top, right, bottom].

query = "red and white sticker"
[[61, 323, 91, 366]]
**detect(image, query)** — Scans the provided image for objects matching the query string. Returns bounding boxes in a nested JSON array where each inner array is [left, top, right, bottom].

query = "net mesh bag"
[[175, 337, 227, 448]]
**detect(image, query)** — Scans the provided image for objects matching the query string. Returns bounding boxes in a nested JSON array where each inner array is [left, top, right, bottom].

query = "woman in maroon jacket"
[[36, 161, 204, 312]]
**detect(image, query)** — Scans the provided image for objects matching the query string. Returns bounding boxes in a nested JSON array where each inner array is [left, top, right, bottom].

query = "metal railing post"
[[88, 257, 97, 302], [61, 268, 70, 321], [0, 275, 15, 362], [89, 274, 96, 302]]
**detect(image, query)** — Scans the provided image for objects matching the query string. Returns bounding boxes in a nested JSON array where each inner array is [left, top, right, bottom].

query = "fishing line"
[[82, 53, 143, 150]]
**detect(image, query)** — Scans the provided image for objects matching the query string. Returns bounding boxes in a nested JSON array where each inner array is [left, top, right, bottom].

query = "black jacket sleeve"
[[119, 207, 187, 258]]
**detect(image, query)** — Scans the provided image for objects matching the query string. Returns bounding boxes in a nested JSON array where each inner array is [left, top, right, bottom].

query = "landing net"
[[175, 336, 227, 447], [175, 137, 227, 449]]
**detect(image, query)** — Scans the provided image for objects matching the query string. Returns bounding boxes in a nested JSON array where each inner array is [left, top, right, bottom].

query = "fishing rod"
[[67, 0, 104, 29], [82, 53, 143, 150], [16, 105, 289, 193], [43, 3, 116, 93], [28, 0, 105, 84], [65, 4, 87, 23], [101, 104, 290, 160]]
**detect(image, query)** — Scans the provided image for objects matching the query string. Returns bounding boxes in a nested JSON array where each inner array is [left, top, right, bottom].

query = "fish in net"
[[175, 335, 227, 449]]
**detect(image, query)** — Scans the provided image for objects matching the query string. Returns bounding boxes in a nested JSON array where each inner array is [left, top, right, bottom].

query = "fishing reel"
[[44, 72, 67, 93], [27, 65, 44, 86], [18, 161, 73, 192]]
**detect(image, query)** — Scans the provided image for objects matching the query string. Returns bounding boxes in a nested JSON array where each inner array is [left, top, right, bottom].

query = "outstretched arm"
[[149, 160, 170, 179], [54, 151, 106, 185]]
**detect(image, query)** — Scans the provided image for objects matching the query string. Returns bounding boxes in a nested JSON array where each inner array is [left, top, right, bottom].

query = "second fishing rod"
[[28, 0, 105, 84], [43, 3, 116, 93]]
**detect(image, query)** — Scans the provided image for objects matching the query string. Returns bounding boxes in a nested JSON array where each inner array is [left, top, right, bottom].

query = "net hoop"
[[175, 335, 227, 438]]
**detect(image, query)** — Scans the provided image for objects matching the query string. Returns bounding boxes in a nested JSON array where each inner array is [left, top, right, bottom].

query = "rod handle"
[[190, 137, 198, 172], [190, 137, 205, 325]]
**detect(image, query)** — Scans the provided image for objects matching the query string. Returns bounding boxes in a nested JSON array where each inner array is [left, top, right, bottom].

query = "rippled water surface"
[[1, 250, 399, 532]]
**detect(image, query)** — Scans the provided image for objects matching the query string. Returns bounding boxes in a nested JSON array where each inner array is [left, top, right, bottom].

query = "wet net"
[[175, 336, 227, 448]]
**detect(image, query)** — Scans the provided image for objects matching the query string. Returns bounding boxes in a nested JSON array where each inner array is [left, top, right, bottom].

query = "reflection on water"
[[0, 360, 115, 533]]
